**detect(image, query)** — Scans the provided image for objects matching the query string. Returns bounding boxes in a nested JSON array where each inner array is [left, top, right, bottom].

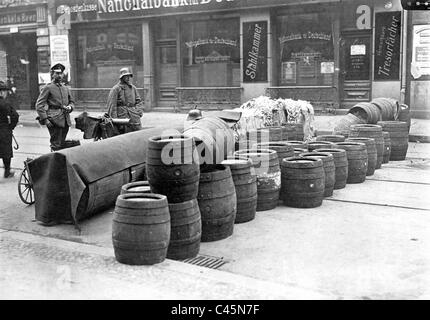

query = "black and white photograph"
[[0, 0, 429, 304]]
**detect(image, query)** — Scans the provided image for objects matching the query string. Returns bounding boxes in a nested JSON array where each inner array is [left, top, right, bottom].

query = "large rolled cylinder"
[[183, 116, 236, 165]]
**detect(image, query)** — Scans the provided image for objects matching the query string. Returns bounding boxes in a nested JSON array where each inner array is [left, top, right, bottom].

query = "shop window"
[[181, 18, 240, 87], [277, 13, 335, 86], [75, 24, 143, 88]]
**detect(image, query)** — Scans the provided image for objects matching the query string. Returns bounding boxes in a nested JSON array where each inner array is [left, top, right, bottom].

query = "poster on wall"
[[411, 25, 430, 79], [374, 11, 401, 81], [243, 21, 268, 82], [50, 35, 70, 81]]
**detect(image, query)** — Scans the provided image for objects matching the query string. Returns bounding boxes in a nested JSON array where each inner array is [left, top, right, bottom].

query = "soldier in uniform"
[[35, 63, 74, 151], [0, 82, 19, 178], [106, 67, 144, 134]]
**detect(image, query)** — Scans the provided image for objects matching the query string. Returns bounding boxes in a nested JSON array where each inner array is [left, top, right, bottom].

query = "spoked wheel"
[[18, 167, 35, 205]]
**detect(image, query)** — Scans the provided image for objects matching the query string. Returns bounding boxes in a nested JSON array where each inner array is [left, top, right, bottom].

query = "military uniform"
[[35, 64, 74, 150], [106, 68, 144, 134]]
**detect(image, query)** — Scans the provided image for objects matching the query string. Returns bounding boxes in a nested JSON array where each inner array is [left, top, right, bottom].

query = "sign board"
[[374, 11, 401, 81], [0, 10, 37, 26], [50, 35, 70, 81], [411, 24, 430, 79], [243, 21, 268, 82]]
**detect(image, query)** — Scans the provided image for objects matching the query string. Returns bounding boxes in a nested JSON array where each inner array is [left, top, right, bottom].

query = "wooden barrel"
[[346, 137, 377, 176], [349, 102, 382, 124], [371, 98, 400, 121], [333, 113, 366, 136], [316, 135, 346, 143], [300, 152, 336, 197], [234, 149, 281, 211], [146, 135, 200, 203], [112, 193, 170, 265], [308, 141, 334, 152], [197, 165, 236, 242], [121, 181, 152, 195], [289, 123, 305, 141], [183, 116, 236, 164], [314, 148, 348, 190], [382, 131, 391, 164], [398, 104, 411, 132], [334, 142, 368, 184], [286, 141, 308, 149], [167, 199, 201, 260], [294, 148, 308, 156], [264, 126, 283, 141], [280, 157, 325, 208], [221, 158, 257, 223], [377, 121, 409, 161], [236, 139, 254, 151], [348, 124, 384, 169], [281, 124, 296, 140], [255, 142, 295, 166]]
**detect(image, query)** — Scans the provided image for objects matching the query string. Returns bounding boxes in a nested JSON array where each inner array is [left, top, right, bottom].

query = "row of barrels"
[[111, 121, 408, 266], [112, 135, 247, 265], [346, 98, 411, 129]]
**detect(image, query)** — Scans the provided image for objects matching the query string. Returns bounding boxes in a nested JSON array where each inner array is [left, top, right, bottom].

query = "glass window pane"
[[75, 24, 143, 88], [181, 18, 240, 87], [277, 13, 334, 86]]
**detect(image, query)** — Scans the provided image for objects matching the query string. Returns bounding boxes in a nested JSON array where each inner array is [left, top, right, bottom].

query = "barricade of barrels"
[[111, 121, 409, 266], [334, 97, 411, 136]]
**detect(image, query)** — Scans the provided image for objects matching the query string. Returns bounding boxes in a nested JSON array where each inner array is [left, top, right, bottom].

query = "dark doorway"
[[0, 33, 39, 110], [340, 31, 372, 109]]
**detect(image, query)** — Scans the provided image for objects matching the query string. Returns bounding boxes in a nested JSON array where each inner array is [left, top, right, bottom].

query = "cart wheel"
[[18, 167, 35, 205]]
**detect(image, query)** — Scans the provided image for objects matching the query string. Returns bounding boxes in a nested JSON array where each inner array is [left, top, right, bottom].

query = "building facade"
[[0, 0, 49, 109], [2, 0, 428, 118]]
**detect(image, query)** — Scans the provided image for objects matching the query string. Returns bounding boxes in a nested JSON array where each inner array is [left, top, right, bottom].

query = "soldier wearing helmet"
[[106, 67, 144, 133]]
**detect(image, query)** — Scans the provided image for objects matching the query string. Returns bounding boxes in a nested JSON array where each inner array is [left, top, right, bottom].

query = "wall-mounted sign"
[[0, 10, 37, 25], [55, 0, 335, 22], [321, 61, 334, 74], [351, 44, 366, 56], [374, 11, 401, 81], [0, 0, 41, 8], [281, 61, 296, 83], [50, 35, 70, 80], [243, 21, 267, 83], [411, 25, 430, 79]]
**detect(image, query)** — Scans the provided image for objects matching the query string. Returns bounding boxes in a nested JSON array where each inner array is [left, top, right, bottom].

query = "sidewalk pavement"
[[15, 109, 430, 142]]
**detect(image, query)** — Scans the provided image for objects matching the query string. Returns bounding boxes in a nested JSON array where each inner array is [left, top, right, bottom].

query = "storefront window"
[[75, 24, 143, 88], [277, 13, 334, 86], [181, 18, 240, 87]]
